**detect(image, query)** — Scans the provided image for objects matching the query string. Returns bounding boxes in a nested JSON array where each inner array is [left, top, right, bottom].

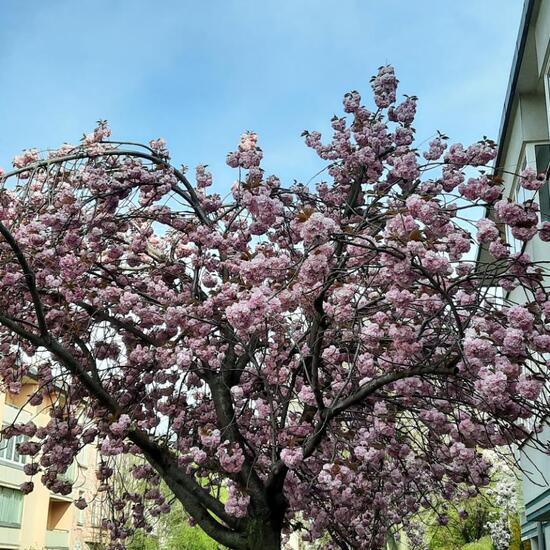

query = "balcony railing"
[[45, 529, 69, 549], [0, 526, 21, 547]]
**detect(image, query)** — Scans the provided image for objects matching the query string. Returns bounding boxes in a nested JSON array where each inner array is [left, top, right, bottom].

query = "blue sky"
[[1, 1, 523, 194]]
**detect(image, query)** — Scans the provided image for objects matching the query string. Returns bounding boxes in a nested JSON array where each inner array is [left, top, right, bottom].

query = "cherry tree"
[[0, 66, 549, 550]]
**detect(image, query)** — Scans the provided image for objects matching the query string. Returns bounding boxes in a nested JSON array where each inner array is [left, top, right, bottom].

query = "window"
[[0, 486, 23, 528], [0, 430, 27, 466], [535, 143, 550, 220], [506, 142, 550, 253], [47, 498, 71, 530], [59, 462, 76, 483], [77, 491, 85, 526], [90, 500, 104, 527], [507, 155, 528, 254], [78, 446, 89, 468]]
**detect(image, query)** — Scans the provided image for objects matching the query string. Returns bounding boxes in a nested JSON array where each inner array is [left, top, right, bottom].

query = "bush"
[[461, 536, 493, 550], [428, 495, 495, 550], [509, 514, 531, 550], [166, 522, 222, 550], [126, 530, 160, 550], [126, 521, 223, 550]]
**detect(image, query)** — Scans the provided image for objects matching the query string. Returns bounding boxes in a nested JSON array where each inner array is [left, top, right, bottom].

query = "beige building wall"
[[0, 379, 103, 550]]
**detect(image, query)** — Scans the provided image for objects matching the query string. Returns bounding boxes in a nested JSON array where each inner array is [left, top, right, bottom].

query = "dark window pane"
[[535, 144, 550, 221]]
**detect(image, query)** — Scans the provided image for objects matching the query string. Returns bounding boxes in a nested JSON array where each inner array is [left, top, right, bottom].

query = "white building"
[[488, 1, 550, 548]]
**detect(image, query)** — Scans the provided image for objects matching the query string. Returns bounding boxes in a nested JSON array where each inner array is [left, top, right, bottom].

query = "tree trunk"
[[245, 518, 282, 550]]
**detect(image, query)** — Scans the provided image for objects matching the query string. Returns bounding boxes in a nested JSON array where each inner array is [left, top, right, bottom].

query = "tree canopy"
[[0, 66, 548, 550]]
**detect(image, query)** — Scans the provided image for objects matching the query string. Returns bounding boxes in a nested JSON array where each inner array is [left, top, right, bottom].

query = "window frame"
[[77, 491, 85, 526], [534, 142, 550, 221], [0, 486, 24, 528], [506, 141, 550, 253], [0, 426, 28, 467]]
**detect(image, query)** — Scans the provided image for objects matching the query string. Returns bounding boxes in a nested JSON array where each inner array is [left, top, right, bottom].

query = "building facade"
[[489, 1, 550, 548], [0, 376, 103, 550]]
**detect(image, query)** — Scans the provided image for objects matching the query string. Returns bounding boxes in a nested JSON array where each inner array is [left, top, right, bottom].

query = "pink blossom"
[[489, 239, 509, 259], [506, 306, 534, 332], [503, 328, 525, 356], [475, 371, 507, 404], [386, 287, 414, 311], [539, 221, 550, 241], [110, 414, 131, 437], [519, 167, 544, 190], [195, 165, 212, 189], [217, 442, 245, 473], [388, 96, 416, 125], [13, 149, 39, 169], [20, 482, 34, 494], [464, 337, 496, 362], [476, 219, 499, 244], [406, 195, 438, 224], [23, 463, 40, 476], [190, 447, 207, 465], [224, 484, 250, 518], [343, 91, 361, 113], [421, 251, 449, 274], [149, 138, 167, 155], [226, 132, 263, 168], [199, 427, 221, 449], [371, 65, 398, 108], [533, 334, 550, 352], [392, 152, 419, 181], [280, 447, 304, 469], [74, 497, 88, 510], [423, 137, 447, 160], [17, 441, 41, 456], [225, 287, 281, 334], [300, 212, 337, 245], [517, 374, 543, 400], [445, 143, 469, 166]]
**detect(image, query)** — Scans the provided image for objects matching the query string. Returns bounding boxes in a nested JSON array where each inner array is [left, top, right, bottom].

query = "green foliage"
[[461, 535, 493, 550], [509, 513, 531, 550], [427, 508, 531, 550], [428, 495, 495, 550], [126, 521, 223, 550], [160, 508, 223, 549], [165, 522, 223, 550], [125, 500, 225, 550], [126, 529, 160, 550], [118, 461, 225, 550], [508, 513, 521, 550]]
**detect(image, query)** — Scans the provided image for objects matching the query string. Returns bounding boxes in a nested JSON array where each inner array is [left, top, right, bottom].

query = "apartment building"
[[0, 375, 104, 550], [485, 0, 550, 548]]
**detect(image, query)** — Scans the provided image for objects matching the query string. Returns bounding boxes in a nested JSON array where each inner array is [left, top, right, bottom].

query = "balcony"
[[1, 403, 31, 424], [0, 462, 26, 488], [0, 526, 21, 547], [45, 528, 69, 549]]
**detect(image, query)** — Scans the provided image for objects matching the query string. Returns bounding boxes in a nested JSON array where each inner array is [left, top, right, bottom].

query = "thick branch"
[[129, 429, 246, 549], [0, 310, 245, 548], [208, 376, 269, 512], [76, 301, 158, 346], [0, 221, 48, 337], [1, 148, 210, 225], [268, 359, 459, 484]]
